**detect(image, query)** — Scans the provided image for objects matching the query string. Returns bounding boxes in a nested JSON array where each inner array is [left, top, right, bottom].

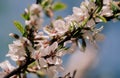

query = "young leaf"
[[81, 17, 89, 27], [95, 0, 103, 13], [52, 2, 67, 11], [41, 0, 52, 8], [73, 30, 79, 38], [111, 2, 120, 14], [21, 13, 30, 20], [97, 15, 107, 23], [14, 21, 24, 34], [115, 13, 120, 20]]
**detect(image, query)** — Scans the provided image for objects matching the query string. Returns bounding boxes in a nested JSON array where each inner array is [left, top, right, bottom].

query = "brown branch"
[[4, 59, 35, 78]]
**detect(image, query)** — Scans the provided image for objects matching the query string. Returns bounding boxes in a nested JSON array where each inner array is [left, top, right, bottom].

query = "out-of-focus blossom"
[[40, 65, 64, 78], [0, 60, 15, 78], [64, 45, 98, 78]]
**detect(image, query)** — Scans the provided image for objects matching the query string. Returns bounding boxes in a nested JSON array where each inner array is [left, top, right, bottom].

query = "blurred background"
[[0, 0, 120, 78]]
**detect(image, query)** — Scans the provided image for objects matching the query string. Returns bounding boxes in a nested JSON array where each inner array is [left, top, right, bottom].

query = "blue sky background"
[[0, 0, 120, 78]]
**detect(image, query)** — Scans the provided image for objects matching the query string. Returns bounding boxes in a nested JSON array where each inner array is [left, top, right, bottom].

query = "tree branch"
[[4, 59, 35, 78]]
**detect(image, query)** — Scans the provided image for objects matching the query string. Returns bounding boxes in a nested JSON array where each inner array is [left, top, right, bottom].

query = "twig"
[[4, 59, 35, 78]]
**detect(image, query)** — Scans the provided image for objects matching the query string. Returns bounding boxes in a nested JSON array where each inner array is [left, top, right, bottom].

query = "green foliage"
[[111, 2, 120, 14], [115, 13, 120, 20], [97, 15, 107, 22], [95, 0, 103, 13], [81, 18, 89, 27], [56, 16, 63, 20], [14, 21, 24, 34], [52, 2, 67, 11], [21, 13, 30, 20], [41, 0, 50, 8], [73, 30, 80, 38], [36, 71, 46, 78]]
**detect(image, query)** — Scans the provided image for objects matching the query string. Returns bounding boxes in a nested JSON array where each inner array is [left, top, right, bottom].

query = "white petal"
[[39, 58, 48, 67], [0, 60, 15, 71], [49, 42, 58, 52]]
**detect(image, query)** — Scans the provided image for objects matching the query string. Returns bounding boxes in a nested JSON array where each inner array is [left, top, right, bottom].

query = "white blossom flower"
[[40, 65, 64, 78], [72, 6, 89, 22], [73, 7, 85, 17], [25, 16, 43, 30], [53, 19, 69, 35], [24, 8, 29, 14], [32, 42, 61, 66], [86, 19, 95, 27], [6, 37, 32, 61], [103, 0, 112, 5], [33, 32, 50, 50], [43, 25, 57, 36], [64, 15, 76, 25], [25, 4, 43, 31], [66, 0, 97, 26], [32, 42, 64, 77], [100, 6, 113, 17], [64, 3, 88, 25], [44, 19, 69, 36], [0, 60, 15, 78], [40, 42, 61, 65], [35, 32, 49, 40], [30, 4, 42, 16]]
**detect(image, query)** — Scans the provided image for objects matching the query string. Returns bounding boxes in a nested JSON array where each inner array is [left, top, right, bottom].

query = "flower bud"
[[9, 33, 19, 39]]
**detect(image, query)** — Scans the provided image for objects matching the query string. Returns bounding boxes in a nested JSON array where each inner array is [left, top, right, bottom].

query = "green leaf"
[[73, 30, 79, 38], [95, 0, 103, 13], [41, 0, 49, 7], [56, 16, 63, 20], [115, 13, 120, 20], [111, 2, 119, 14], [21, 13, 30, 20], [97, 15, 107, 23], [14, 21, 24, 34], [52, 2, 67, 11], [81, 17, 89, 27], [95, 6, 102, 13], [36, 71, 45, 78], [95, 0, 103, 6]]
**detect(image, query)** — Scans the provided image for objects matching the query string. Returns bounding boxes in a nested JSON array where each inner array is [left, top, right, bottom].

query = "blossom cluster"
[[0, 0, 120, 78]]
